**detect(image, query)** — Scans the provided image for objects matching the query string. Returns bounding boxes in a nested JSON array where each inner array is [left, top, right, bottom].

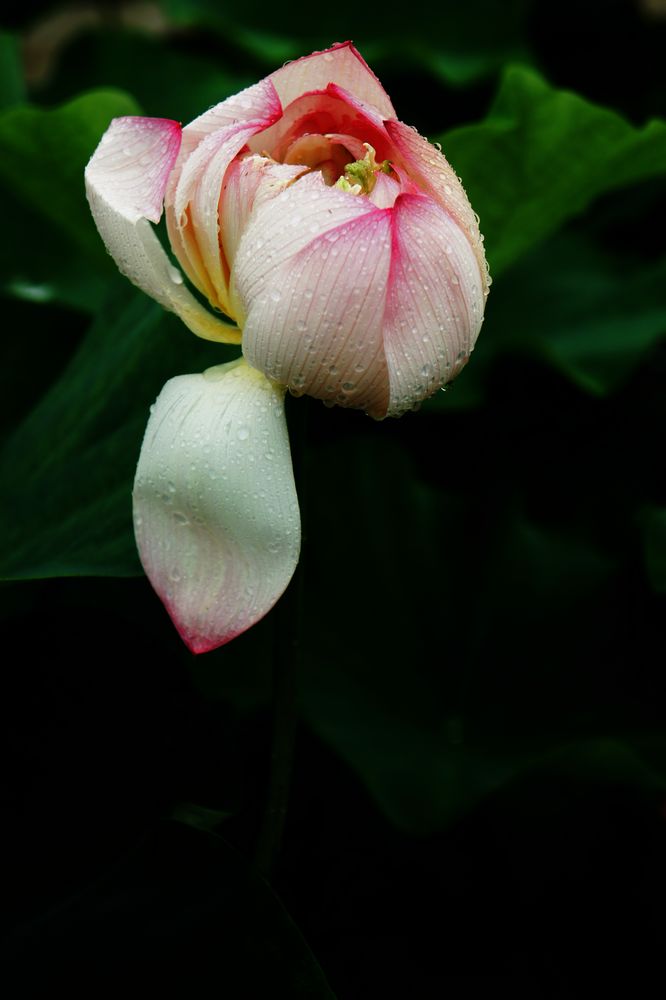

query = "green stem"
[[253, 394, 308, 878]]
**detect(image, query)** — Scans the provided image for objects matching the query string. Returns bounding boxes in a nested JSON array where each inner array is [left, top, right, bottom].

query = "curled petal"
[[133, 360, 300, 653], [252, 86, 391, 164], [270, 41, 397, 121], [169, 121, 267, 314], [85, 116, 238, 344], [383, 194, 486, 416], [179, 78, 282, 159]]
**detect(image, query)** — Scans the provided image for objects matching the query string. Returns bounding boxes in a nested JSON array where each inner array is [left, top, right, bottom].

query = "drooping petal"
[[384, 119, 490, 296], [133, 359, 300, 654], [85, 116, 238, 344], [270, 41, 397, 120], [235, 173, 392, 416], [383, 193, 486, 416]]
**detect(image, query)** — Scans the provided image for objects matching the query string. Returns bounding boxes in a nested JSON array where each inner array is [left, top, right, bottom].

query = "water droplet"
[[173, 512, 189, 526], [169, 568, 181, 583], [167, 264, 183, 285], [270, 289, 281, 303], [237, 425, 250, 441]]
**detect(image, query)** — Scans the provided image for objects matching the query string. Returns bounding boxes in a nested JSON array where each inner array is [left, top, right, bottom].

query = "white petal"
[[133, 360, 300, 653], [85, 116, 238, 344]]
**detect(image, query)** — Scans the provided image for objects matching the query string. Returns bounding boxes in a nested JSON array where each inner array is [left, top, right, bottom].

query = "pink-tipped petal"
[[383, 194, 486, 416], [179, 78, 282, 159], [133, 360, 300, 653], [235, 173, 392, 416], [85, 116, 238, 344], [270, 42, 397, 120], [385, 120, 490, 296]]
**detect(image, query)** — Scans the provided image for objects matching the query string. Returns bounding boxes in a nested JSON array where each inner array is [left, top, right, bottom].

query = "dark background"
[[1, 1, 665, 993]]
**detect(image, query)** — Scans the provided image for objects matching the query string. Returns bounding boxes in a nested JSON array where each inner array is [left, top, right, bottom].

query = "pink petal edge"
[[85, 116, 238, 344], [270, 41, 397, 121]]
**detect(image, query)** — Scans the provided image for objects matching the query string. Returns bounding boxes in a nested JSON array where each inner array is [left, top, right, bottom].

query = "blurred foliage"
[[440, 65, 666, 275], [162, 0, 533, 84], [1, 0, 665, 991]]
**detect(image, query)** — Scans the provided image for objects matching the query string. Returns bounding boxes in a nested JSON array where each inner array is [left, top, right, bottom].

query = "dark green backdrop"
[[1, 1, 665, 993]]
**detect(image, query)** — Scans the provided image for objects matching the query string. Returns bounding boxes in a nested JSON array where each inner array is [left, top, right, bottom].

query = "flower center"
[[334, 144, 391, 195], [281, 134, 389, 192]]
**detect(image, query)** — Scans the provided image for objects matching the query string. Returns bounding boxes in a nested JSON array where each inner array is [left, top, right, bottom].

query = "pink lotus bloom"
[[85, 42, 489, 653]]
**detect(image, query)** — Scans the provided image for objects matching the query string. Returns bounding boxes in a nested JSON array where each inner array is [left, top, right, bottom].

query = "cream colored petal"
[[133, 360, 300, 653]]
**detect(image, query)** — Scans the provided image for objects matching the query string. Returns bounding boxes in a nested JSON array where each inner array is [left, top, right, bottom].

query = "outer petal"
[[133, 360, 300, 654], [383, 194, 486, 416], [85, 116, 238, 344], [385, 119, 490, 296], [234, 173, 392, 416], [270, 42, 397, 120]]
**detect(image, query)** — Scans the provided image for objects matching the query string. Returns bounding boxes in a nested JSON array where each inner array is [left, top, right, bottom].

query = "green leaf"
[[442, 65, 666, 274], [296, 422, 666, 833], [425, 231, 666, 410], [0, 31, 25, 109], [0, 289, 237, 580], [0, 89, 140, 257], [44, 28, 249, 124]]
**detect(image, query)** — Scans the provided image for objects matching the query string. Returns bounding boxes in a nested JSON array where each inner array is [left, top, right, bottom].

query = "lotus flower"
[[85, 42, 489, 653]]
